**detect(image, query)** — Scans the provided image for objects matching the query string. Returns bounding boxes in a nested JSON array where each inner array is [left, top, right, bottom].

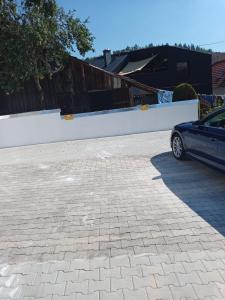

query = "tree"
[[173, 83, 197, 102], [0, 0, 94, 103]]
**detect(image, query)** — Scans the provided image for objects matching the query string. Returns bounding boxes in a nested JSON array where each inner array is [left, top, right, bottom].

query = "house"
[[212, 52, 225, 95], [89, 45, 212, 94], [0, 57, 157, 116], [212, 60, 225, 95]]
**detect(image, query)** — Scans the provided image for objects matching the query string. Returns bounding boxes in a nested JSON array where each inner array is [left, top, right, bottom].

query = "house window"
[[176, 62, 188, 72]]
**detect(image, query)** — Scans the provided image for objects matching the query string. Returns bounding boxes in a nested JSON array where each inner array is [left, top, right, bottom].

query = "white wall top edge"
[[69, 99, 199, 119], [0, 109, 61, 120], [0, 99, 198, 120]]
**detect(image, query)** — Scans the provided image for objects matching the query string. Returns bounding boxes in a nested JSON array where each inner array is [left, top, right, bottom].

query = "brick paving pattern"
[[0, 131, 225, 299]]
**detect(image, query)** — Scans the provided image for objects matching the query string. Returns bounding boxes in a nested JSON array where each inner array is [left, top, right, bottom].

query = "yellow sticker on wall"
[[64, 114, 74, 120], [140, 104, 149, 111]]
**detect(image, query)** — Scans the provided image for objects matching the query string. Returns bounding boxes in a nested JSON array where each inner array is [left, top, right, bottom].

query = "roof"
[[212, 52, 225, 64], [71, 56, 158, 94], [89, 45, 211, 75], [212, 59, 225, 89], [105, 55, 127, 72], [89, 54, 128, 73], [121, 45, 212, 56], [119, 55, 157, 75]]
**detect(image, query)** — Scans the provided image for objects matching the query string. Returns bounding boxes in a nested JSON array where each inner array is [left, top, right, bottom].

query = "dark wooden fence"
[[0, 77, 59, 115]]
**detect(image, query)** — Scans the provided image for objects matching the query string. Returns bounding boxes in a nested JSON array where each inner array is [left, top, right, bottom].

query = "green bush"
[[173, 83, 197, 102]]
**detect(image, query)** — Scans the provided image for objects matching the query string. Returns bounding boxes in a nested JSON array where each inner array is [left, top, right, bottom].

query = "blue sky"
[[57, 0, 225, 58]]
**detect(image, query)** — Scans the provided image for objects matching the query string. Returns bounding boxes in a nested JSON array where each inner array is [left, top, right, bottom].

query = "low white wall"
[[0, 99, 199, 148]]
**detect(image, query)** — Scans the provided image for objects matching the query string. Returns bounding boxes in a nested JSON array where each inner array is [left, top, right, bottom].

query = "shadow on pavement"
[[151, 151, 225, 237]]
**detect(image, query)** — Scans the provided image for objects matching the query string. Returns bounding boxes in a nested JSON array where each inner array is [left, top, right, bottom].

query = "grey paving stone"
[[120, 266, 142, 277], [170, 284, 198, 300], [133, 275, 156, 289], [110, 247, 134, 257], [110, 256, 130, 268], [89, 278, 110, 293], [34, 272, 58, 284], [142, 264, 164, 276], [149, 254, 171, 265], [76, 291, 100, 300], [57, 270, 79, 283], [70, 259, 90, 271], [14, 273, 36, 286], [134, 245, 158, 255], [176, 271, 202, 286], [187, 250, 211, 262], [192, 282, 222, 298], [111, 277, 133, 291], [0, 286, 22, 299], [37, 282, 66, 298], [146, 286, 173, 300], [162, 262, 185, 274], [215, 282, 225, 298], [168, 252, 190, 263], [182, 260, 206, 273], [29, 262, 51, 274], [208, 249, 225, 260], [156, 243, 181, 253], [65, 281, 88, 295], [53, 295, 76, 300], [154, 273, 179, 287], [129, 254, 150, 267], [123, 288, 148, 300], [90, 257, 110, 269], [100, 290, 124, 300], [100, 267, 121, 280], [198, 270, 224, 284], [49, 261, 71, 273], [78, 269, 100, 281], [202, 259, 225, 272]]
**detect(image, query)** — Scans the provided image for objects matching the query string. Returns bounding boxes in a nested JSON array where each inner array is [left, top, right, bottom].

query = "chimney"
[[103, 49, 111, 67]]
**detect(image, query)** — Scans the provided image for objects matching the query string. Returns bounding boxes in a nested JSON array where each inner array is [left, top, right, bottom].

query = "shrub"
[[173, 83, 197, 102]]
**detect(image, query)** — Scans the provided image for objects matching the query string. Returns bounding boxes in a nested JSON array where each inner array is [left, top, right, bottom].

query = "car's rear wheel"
[[172, 134, 186, 160]]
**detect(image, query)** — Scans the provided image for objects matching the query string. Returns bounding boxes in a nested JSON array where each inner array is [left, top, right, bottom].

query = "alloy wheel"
[[172, 135, 183, 158]]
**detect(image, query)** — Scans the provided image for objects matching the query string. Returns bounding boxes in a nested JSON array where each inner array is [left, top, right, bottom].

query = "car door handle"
[[211, 138, 217, 142]]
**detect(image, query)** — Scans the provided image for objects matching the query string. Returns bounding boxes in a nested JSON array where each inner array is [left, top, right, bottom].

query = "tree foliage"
[[112, 43, 212, 55], [173, 83, 197, 102], [0, 0, 94, 101]]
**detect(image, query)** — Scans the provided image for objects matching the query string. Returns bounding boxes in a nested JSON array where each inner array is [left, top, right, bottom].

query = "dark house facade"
[[89, 45, 212, 94]]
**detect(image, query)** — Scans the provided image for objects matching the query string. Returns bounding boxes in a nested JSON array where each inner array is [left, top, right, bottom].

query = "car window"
[[204, 111, 225, 128]]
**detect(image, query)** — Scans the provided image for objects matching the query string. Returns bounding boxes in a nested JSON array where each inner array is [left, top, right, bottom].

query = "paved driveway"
[[1, 131, 225, 299]]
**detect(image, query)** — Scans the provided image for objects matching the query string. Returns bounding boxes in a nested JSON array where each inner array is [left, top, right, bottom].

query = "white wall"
[[0, 99, 199, 148]]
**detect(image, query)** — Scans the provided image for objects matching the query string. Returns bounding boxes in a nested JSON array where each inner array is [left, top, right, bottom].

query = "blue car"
[[171, 106, 225, 171]]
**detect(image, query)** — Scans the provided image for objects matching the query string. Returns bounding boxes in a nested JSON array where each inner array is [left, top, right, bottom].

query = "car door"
[[211, 127, 225, 170], [185, 124, 218, 160], [218, 130, 225, 170], [198, 110, 225, 167], [203, 111, 225, 169], [184, 110, 225, 162]]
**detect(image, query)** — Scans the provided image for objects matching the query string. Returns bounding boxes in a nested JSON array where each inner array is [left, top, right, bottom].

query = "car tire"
[[172, 134, 186, 160]]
